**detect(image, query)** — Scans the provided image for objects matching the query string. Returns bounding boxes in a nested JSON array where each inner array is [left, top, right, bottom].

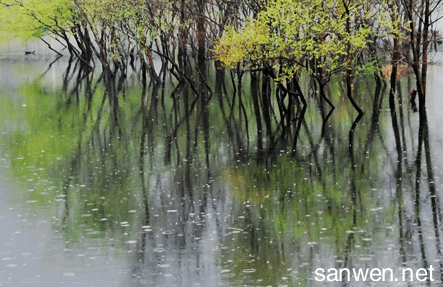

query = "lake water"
[[1, 48, 443, 286]]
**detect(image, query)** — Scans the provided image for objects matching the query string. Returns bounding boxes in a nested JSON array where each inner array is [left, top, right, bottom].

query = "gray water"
[[1, 48, 443, 286]]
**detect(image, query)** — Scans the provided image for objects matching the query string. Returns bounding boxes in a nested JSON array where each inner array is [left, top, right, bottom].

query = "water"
[[1, 50, 443, 286]]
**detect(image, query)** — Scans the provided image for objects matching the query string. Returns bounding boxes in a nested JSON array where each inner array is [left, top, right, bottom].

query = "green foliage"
[[215, 0, 401, 81], [0, 0, 73, 40]]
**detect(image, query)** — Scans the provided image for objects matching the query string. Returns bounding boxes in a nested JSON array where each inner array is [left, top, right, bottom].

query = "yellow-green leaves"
[[215, 0, 398, 81], [0, 0, 73, 40], [215, 23, 270, 69]]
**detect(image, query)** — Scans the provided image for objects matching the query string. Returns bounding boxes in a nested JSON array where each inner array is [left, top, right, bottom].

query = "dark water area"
[[1, 50, 443, 287]]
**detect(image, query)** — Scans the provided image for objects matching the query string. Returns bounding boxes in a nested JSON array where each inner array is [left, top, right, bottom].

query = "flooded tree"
[[1, 0, 443, 286]]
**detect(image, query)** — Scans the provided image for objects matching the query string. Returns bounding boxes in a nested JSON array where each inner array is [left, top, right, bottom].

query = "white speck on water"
[[63, 273, 75, 277], [227, 227, 243, 231]]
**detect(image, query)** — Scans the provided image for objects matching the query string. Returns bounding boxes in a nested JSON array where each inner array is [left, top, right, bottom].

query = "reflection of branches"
[[348, 114, 363, 205], [362, 74, 385, 157], [302, 121, 322, 177], [413, 112, 430, 270], [421, 113, 443, 280]]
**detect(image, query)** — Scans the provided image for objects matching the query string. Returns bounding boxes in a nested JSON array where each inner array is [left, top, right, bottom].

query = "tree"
[[215, 0, 401, 114], [402, 0, 443, 114], [0, 0, 73, 54]]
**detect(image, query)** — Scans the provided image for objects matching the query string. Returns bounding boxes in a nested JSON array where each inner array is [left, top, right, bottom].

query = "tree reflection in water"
[[1, 55, 443, 286]]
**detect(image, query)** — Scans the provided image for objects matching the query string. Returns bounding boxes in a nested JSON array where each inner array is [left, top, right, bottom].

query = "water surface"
[[1, 50, 443, 286]]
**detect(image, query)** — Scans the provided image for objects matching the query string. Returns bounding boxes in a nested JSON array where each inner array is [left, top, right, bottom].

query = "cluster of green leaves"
[[0, 0, 181, 63], [77, 0, 172, 40], [0, 0, 73, 40], [215, 0, 399, 81]]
